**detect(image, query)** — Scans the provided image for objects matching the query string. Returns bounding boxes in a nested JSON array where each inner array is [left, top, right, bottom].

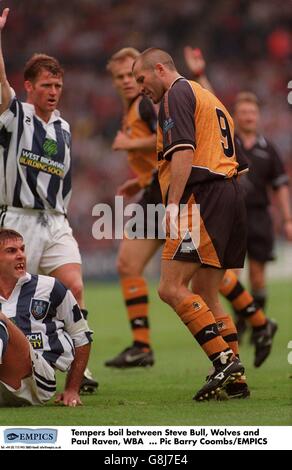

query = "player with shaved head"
[[133, 48, 247, 401]]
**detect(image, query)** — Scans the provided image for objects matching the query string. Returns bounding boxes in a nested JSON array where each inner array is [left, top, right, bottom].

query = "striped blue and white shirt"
[[0, 90, 72, 213], [0, 273, 92, 372]]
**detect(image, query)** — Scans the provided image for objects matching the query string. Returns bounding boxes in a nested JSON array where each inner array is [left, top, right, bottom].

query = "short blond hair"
[[106, 47, 140, 73]]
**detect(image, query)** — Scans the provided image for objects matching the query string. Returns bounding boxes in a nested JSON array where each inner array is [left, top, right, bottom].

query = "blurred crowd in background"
[[2, 0, 292, 278]]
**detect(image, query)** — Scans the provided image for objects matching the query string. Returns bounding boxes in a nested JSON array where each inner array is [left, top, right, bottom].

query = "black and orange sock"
[[175, 294, 231, 363], [121, 277, 150, 350], [220, 270, 267, 329], [216, 315, 239, 357]]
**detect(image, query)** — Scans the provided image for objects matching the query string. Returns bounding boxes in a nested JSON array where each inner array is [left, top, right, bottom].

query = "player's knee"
[[158, 282, 177, 307], [190, 277, 198, 293], [158, 285, 170, 304], [117, 255, 141, 277], [192, 281, 206, 297], [117, 256, 129, 276]]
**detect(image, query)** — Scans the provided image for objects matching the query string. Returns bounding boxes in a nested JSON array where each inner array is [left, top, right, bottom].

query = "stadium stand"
[[3, 0, 291, 278]]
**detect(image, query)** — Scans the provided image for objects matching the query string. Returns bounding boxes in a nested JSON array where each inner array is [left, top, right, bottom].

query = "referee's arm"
[[0, 8, 12, 115]]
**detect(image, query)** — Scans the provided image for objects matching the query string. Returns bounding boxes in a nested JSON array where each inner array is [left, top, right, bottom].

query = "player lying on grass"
[[0, 5, 97, 394], [0, 228, 92, 407]]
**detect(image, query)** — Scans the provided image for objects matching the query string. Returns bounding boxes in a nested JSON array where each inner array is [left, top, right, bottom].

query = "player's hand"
[[0, 8, 9, 31], [112, 131, 132, 151], [55, 390, 83, 407], [117, 178, 141, 197], [184, 46, 206, 77], [164, 203, 179, 238]]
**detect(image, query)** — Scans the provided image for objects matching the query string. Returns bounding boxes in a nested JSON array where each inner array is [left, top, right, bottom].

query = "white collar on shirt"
[[0, 272, 32, 302]]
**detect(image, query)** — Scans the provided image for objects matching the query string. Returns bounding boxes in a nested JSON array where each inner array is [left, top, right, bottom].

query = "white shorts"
[[1, 207, 81, 274], [0, 346, 56, 407]]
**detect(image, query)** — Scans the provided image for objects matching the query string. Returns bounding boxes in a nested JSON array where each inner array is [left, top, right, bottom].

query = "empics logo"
[[5, 433, 18, 441], [4, 428, 58, 444]]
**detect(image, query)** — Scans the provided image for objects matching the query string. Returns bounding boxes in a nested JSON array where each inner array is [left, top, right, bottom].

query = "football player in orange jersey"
[[184, 46, 291, 368], [133, 48, 247, 401], [105, 48, 163, 368]]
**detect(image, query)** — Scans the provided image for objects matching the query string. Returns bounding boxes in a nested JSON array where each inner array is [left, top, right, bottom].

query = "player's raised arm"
[[183, 46, 214, 93], [0, 8, 12, 115]]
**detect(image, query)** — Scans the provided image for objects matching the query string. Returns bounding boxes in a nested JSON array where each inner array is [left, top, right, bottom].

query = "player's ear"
[[24, 80, 33, 94], [155, 63, 164, 75]]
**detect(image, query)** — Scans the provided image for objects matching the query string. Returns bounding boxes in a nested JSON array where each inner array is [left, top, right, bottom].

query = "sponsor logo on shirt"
[[163, 117, 174, 134], [26, 332, 44, 349], [19, 149, 65, 177], [43, 138, 58, 157]]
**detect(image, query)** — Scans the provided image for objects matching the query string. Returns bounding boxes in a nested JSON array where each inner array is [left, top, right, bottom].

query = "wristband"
[[193, 69, 205, 78]]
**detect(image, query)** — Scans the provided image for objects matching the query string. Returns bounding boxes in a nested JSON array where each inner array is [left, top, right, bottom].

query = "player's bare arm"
[[117, 177, 141, 198], [0, 8, 12, 115], [168, 149, 194, 206], [184, 46, 206, 77], [165, 149, 194, 234], [55, 343, 91, 407], [112, 130, 156, 152], [184, 46, 214, 93], [126, 133, 156, 152]]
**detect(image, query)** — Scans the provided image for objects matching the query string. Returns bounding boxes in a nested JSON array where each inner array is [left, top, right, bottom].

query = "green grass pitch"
[[0, 279, 291, 426]]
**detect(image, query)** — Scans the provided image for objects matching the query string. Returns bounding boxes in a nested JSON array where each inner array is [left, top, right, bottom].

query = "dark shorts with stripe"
[[125, 171, 164, 239], [162, 178, 247, 269], [246, 207, 275, 262]]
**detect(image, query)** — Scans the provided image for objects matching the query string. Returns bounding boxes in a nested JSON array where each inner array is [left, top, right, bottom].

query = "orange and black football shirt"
[[157, 78, 239, 203], [123, 94, 157, 188]]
